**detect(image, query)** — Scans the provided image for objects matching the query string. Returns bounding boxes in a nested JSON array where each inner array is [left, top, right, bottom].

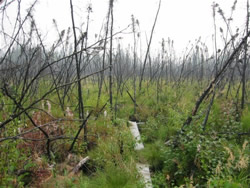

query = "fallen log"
[[72, 156, 90, 174]]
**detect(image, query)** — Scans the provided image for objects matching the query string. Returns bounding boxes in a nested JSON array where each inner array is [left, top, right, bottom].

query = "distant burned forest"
[[0, 0, 249, 187]]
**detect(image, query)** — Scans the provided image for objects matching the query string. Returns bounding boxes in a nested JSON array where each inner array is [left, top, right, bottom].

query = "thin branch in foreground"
[[68, 110, 93, 152]]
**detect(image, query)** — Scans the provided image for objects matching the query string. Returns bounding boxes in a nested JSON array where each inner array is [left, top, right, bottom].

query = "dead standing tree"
[[69, 0, 88, 147], [139, 0, 161, 92], [109, 0, 114, 114], [241, 0, 249, 109], [96, 0, 114, 118], [96, 1, 111, 109], [70, 0, 85, 121], [131, 15, 137, 115]]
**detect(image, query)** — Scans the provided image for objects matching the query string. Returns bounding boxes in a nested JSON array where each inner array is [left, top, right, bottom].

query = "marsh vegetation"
[[0, 0, 249, 187]]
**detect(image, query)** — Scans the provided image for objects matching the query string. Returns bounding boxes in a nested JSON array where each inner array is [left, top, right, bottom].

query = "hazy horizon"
[[0, 0, 248, 56]]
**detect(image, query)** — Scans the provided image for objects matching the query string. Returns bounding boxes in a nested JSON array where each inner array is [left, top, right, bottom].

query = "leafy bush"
[[0, 140, 35, 187], [162, 124, 249, 187]]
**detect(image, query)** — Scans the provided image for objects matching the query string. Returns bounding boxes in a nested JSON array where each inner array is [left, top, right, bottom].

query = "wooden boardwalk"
[[128, 121, 152, 188]]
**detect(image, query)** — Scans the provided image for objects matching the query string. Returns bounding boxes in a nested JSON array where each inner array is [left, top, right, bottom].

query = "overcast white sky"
[[0, 0, 248, 55]]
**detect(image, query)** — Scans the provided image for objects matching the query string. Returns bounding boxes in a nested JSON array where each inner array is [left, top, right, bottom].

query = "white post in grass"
[[104, 110, 107, 118], [46, 100, 52, 114]]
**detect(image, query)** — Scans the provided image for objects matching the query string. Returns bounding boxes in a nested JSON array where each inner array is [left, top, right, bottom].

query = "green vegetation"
[[135, 84, 250, 187], [0, 0, 249, 187], [1, 81, 249, 187]]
